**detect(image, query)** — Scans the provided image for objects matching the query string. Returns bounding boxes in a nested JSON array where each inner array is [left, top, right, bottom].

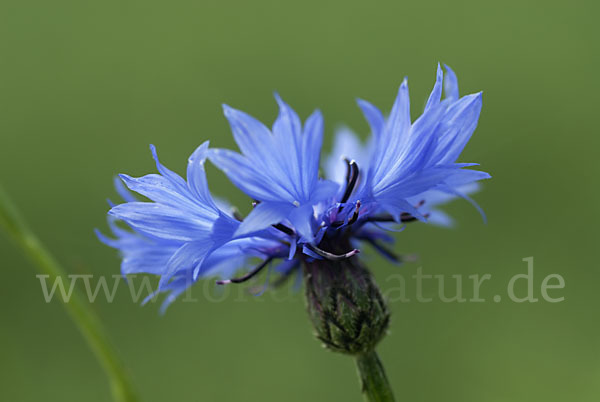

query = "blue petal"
[[370, 79, 412, 186], [118, 174, 211, 214], [223, 103, 300, 201], [272, 94, 304, 198], [371, 130, 440, 196], [385, 78, 411, 140], [234, 201, 294, 237], [357, 98, 385, 140], [438, 184, 487, 223], [208, 148, 294, 202], [427, 210, 455, 227], [109, 202, 216, 241], [435, 93, 483, 164], [288, 204, 316, 242], [113, 176, 137, 202], [222, 104, 275, 167], [274, 259, 300, 274], [378, 198, 426, 223], [203, 243, 255, 279], [443, 64, 459, 101], [375, 167, 456, 201], [370, 221, 407, 233], [186, 141, 217, 207], [95, 227, 121, 249], [300, 109, 324, 199], [324, 128, 366, 184], [95, 221, 182, 276], [287, 237, 297, 260], [443, 169, 491, 187], [424, 63, 443, 112], [159, 241, 214, 288], [149, 144, 187, 191], [302, 245, 321, 260], [273, 93, 302, 139], [269, 96, 323, 202], [310, 179, 339, 203], [213, 97, 329, 226], [158, 276, 191, 314]]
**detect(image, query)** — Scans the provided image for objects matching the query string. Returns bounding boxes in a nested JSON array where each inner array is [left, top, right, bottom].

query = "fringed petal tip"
[[94, 228, 115, 248], [273, 91, 284, 106]]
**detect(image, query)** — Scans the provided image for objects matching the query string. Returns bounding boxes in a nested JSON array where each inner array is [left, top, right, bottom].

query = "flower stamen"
[[346, 200, 361, 225], [305, 244, 360, 261], [331, 200, 362, 228], [216, 257, 274, 285], [339, 158, 359, 208], [273, 223, 295, 236]]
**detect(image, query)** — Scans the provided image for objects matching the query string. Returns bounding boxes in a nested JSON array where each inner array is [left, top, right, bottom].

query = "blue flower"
[[99, 64, 490, 309]]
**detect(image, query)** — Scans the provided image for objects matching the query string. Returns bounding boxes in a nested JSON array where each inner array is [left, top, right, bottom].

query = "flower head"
[[99, 64, 489, 310]]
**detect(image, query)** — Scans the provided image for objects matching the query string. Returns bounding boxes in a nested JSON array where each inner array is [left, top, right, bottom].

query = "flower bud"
[[303, 255, 390, 355]]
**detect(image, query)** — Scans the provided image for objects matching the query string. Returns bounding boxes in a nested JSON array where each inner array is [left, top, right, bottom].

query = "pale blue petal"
[[427, 210, 455, 227], [95, 228, 121, 249], [438, 184, 487, 223], [436, 92, 483, 164], [274, 259, 300, 274], [375, 167, 455, 201], [371, 132, 440, 195], [273, 93, 302, 140], [357, 99, 385, 140], [113, 176, 137, 202], [370, 221, 407, 233], [370, 79, 413, 187], [443, 169, 491, 187], [310, 179, 339, 203], [222, 104, 274, 165], [118, 174, 209, 214], [302, 245, 321, 260], [158, 276, 191, 314], [159, 241, 214, 288], [288, 238, 297, 260], [235, 202, 294, 237], [300, 109, 324, 199], [443, 64, 459, 101], [386, 78, 411, 138], [109, 202, 215, 241], [378, 199, 425, 223], [149, 144, 187, 191], [324, 127, 366, 184], [424, 63, 443, 112], [272, 94, 303, 198], [208, 148, 294, 202], [224, 103, 299, 198], [216, 98, 326, 208], [288, 204, 316, 242], [186, 141, 217, 207]]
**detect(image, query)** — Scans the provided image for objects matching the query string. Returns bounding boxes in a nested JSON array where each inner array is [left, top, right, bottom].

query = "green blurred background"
[[1, 0, 598, 401]]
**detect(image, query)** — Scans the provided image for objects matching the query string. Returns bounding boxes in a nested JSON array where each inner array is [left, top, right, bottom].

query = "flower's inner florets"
[[339, 158, 360, 207], [215, 196, 429, 287]]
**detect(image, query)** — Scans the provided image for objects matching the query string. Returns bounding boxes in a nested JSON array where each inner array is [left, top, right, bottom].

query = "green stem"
[[0, 186, 139, 402], [355, 350, 395, 402]]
